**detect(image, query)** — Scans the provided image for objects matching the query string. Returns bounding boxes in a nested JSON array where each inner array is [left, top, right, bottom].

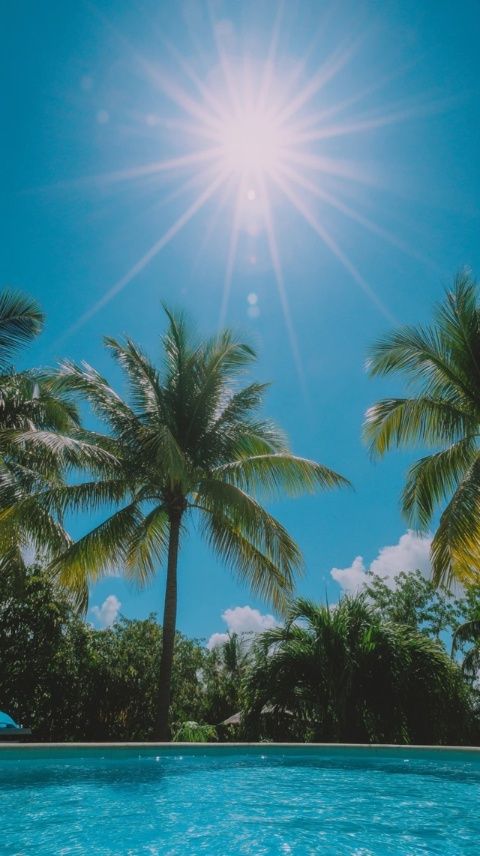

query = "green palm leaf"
[[214, 453, 350, 497], [50, 502, 143, 591], [364, 398, 474, 456], [0, 291, 44, 370], [365, 272, 480, 587], [402, 440, 478, 528]]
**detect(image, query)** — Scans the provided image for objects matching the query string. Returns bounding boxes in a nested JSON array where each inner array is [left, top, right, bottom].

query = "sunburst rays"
[[59, 8, 443, 382]]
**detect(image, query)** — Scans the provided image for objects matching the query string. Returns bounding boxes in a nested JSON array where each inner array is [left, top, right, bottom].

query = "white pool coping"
[[1, 741, 479, 752]]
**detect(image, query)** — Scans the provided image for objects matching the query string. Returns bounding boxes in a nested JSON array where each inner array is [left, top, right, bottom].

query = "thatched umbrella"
[[221, 705, 292, 726]]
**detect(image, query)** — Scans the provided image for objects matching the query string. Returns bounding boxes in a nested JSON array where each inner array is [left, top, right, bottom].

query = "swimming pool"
[[1, 744, 480, 854]]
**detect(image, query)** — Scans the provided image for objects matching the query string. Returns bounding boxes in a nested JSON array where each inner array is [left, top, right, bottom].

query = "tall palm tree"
[[43, 309, 349, 738], [364, 272, 480, 588], [245, 596, 474, 744]]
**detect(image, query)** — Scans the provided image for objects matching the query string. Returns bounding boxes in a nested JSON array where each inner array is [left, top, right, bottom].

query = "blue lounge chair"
[[0, 711, 31, 736]]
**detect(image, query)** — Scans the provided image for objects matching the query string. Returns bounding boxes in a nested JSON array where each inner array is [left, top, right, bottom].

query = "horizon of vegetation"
[[2, 271, 480, 743], [2, 562, 480, 743]]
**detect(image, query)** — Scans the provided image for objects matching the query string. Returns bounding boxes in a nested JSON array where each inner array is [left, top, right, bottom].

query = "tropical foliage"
[[28, 308, 347, 737], [451, 583, 480, 677], [173, 722, 217, 742], [0, 562, 205, 740], [0, 290, 44, 370], [243, 596, 477, 744], [364, 569, 460, 638], [365, 272, 480, 588], [201, 633, 249, 725], [0, 290, 109, 570], [4, 285, 480, 745], [3, 563, 478, 744]]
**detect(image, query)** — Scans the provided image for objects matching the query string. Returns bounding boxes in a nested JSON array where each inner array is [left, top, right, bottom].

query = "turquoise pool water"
[[1, 745, 480, 855]]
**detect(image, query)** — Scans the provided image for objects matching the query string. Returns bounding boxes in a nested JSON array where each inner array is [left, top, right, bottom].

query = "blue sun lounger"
[[0, 711, 31, 737]]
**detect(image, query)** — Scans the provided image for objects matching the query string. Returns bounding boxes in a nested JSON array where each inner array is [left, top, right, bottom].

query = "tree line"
[[2, 563, 479, 743], [2, 271, 480, 740]]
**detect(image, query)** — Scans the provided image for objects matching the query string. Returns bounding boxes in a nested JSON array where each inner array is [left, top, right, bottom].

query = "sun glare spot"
[[220, 110, 284, 175], [246, 188, 256, 201]]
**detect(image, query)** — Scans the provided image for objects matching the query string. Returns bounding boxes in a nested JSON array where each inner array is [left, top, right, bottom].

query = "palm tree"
[[452, 618, 480, 677], [245, 596, 372, 740], [203, 633, 250, 724], [245, 596, 474, 744], [364, 271, 480, 588], [0, 290, 112, 568], [0, 290, 63, 563], [43, 308, 349, 738]]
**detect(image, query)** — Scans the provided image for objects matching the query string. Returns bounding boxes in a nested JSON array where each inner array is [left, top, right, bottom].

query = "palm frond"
[[135, 423, 189, 487], [402, 440, 478, 528], [0, 371, 80, 432], [366, 324, 474, 401], [196, 479, 302, 574], [55, 360, 139, 437], [0, 500, 71, 557], [214, 453, 350, 497], [461, 646, 480, 677], [201, 507, 300, 613], [365, 273, 480, 589], [452, 619, 480, 657], [183, 331, 256, 448], [5, 479, 131, 518], [50, 502, 143, 598], [124, 503, 169, 585], [0, 290, 44, 369], [364, 397, 474, 457], [3, 430, 118, 473], [431, 456, 480, 587], [104, 336, 164, 417]]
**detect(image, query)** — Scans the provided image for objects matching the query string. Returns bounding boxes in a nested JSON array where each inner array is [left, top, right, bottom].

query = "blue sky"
[[4, 0, 480, 643]]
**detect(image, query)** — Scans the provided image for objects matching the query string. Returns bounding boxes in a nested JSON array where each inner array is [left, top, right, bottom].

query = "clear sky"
[[4, 0, 480, 644]]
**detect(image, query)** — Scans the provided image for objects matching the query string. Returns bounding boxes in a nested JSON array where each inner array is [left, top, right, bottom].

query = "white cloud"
[[331, 555, 368, 595], [207, 605, 277, 649], [331, 530, 432, 594], [91, 594, 121, 628], [223, 605, 277, 634], [207, 632, 230, 650]]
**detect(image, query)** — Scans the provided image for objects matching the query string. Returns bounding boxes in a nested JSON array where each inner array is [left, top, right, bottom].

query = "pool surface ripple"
[[1, 745, 479, 855]]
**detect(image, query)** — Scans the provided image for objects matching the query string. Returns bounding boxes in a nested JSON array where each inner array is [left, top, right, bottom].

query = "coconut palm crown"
[[48, 308, 349, 738], [364, 271, 480, 588], [0, 290, 106, 567]]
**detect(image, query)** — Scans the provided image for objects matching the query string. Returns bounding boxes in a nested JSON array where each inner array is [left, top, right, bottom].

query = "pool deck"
[[1, 741, 479, 752]]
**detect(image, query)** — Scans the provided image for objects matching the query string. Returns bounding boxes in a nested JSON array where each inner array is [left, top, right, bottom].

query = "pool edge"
[[1, 741, 479, 752]]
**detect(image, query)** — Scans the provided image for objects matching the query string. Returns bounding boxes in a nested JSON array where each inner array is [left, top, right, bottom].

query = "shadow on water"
[[2, 752, 480, 793], [0, 762, 169, 792], [272, 756, 480, 786]]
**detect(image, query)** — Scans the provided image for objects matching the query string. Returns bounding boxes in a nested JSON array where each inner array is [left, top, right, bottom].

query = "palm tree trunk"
[[156, 510, 181, 740]]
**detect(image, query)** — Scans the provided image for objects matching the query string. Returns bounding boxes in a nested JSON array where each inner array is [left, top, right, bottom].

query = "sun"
[[220, 109, 284, 175], [67, 17, 428, 383]]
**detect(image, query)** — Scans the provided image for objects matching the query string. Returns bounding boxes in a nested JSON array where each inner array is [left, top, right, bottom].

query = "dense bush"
[[1, 564, 479, 744], [0, 564, 205, 740], [243, 597, 479, 745]]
